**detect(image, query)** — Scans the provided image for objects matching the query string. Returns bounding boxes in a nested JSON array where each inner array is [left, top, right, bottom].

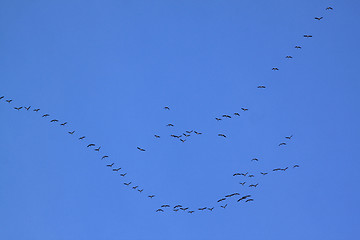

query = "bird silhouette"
[[285, 135, 293, 140], [248, 175, 255, 178], [33, 109, 40, 112], [217, 198, 226, 202], [188, 211, 195, 214], [239, 182, 246, 185], [218, 134, 226, 138], [113, 168, 121, 171], [222, 115, 231, 118], [107, 163, 114, 167], [293, 165, 300, 168], [252, 158, 259, 161], [50, 119, 58, 122], [94, 147, 101, 151], [164, 106, 170, 110], [246, 199, 254, 202], [120, 173, 127, 177], [174, 205, 182, 208], [260, 172, 268, 175], [6, 100, 12, 103], [124, 182, 131, 186], [234, 112, 240, 116], [14, 107, 22, 110], [25, 106, 31, 110], [156, 209, 164, 212], [241, 108, 248, 111], [295, 46, 302, 49], [279, 143, 287, 146], [154, 135, 160, 138], [272, 67, 279, 71], [132, 186, 138, 190], [257, 86, 266, 88], [166, 124, 174, 127], [148, 195, 155, 198], [315, 17, 323, 20], [249, 184, 258, 187], [101, 155, 109, 159], [87, 144, 95, 147], [137, 147, 145, 151], [198, 207, 207, 211], [285, 56, 293, 59], [208, 207, 214, 211], [68, 131, 75, 134], [220, 204, 228, 209], [194, 131, 202, 135], [180, 139, 186, 142], [326, 7, 333, 10], [79, 136, 86, 140], [0, 96, 4, 100], [42, 114, 49, 117], [60, 122, 67, 126], [304, 35, 313, 38], [161, 205, 170, 208], [215, 118, 222, 121]]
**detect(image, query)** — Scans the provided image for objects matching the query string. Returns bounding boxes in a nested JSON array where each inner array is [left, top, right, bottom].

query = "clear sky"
[[1, 0, 359, 239]]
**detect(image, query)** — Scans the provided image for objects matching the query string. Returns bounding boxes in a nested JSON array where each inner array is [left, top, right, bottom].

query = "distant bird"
[[241, 108, 248, 111], [260, 172, 268, 175], [326, 7, 333, 10], [186, 130, 193, 134], [79, 136, 86, 140], [87, 144, 95, 147], [279, 142, 287, 146], [94, 147, 101, 151], [120, 173, 127, 177], [180, 139, 186, 142], [273, 168, 281, 171], [257, 86, 266, 88], [249, 184, 258, 187], [280, 167, 289, 171], [6, 100, 12, 103], [173, 209, 179, 212], [208, 207, 214, 211], [304, 35, 313, 38], [0, 96, 3, 100], [161, 205, 170, 208], [132, 186, 138, 190], [217, 198, 226, 202], [33, 109, 40, 112], [101, 155, 109, 160], [107, 163, 114, 167], [124, 182, 131, 186], [198, 207, 207, 211], [239, 182, 246, 185], [14, 107, 22, 110], [171, 135, 181, 138], [246, 199, 254, 202], [248, 174, 255, 178], [183, 134, 190, 137], [194, 131, 202, 135], [215, 118, 222, 121], [234, 112, 240, 116], [68, 131, 75, 134], [137, 147, 145, 151], [113, 168, 121, 171], [225, 193, 239, 198], [50, 119, 59, 122], [233, 173, 241, 176], [154, 135, 160, 138], [272, 68, 279, 71], [164, 106, 170, 110], [285, 56, 293, 59], [293, 165, 300, 168], [188, 211, 195, 214], [156, 209, 164, 212], [180, 208, 189, 211], [314, 17, 323, 20], [174, 205, 182, 208], [60, 122, 67, 126], [285, 135, 293, 140], [243, 195, 251, 198], [252, 158, 259, 161], [295, 46, 302, 49], [220, 204, 228, 209], [222, 115, 231, 118], [148, 195, 155, 198], [218, 134, 226, 138], [166, 124, 174, 127], [42, 114, 50, 117], [25, 106, 31, 110]]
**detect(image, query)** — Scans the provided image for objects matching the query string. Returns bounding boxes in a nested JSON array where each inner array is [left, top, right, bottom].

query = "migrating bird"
[[79, 136, 86, 140], [183, 133, 190, 137], [273, 168, 281, 171], [208, 207, 214, 211], [272, 67, 279, 71], [249, 184, 258, 188], [222, 115, 231, 118], [293, 165, 300, 168], [180, 139, 186, 142], [251, 158, 259, 162], [42, 114, 49, 117], [137, 147, 145, 151], [25, 106, 31, 110], [233, 173, 241, 176], [186, 130, 193, 134], [280, 167, 289, 171], [0, 96, 4, 100], [166, 123, 174, 127], [161, 205, 170, 208], [68, 131, 75, 134], [87, 144, 95, 147], [304, 35, 313, 38], [279, 142, 287, 146], [285, 135, 293, 140], [60, 122, 67, 126], [248, 174, 255, 178], [194, 131, 202, 135], [180, 208, 189, 211], [148, 195, 155, 198], [50, 119, 59, 122], [239, 182, 246, 185], [156, 209, 164, 212], [164, 106, 170, 110], [220, 204, 228, 209], [295, 46, 302, 49], [120, 173, 127, 177], [14, 107, 22, 110], [173, 209, 179, 212], [260, 172, 268, 176], [188, 211, 195, 214], [315, 17, 323, 20], [246, 199, 254, 202], [33, 108, 40, 112], [101, 155, 109, 160], [113, 168, 121, 171], [198, 207, 207, 211], [154, 135, 160, 138], [234, 112, 240, 116], [174, 205, 182, 208], [285, 56, 293, 59], [170, 135, 181, 138], [132, 186, 138, 190], [94, 147, 101, 151], [218, 134, 226, 138], [217, 198, 226, 203], [326, 7, 333, 10], [215, 118, 222, 121], [241, 108, 248, 111], [107, 163, 114, 167], [124, 182, 131, 186], [257, 86, 266, 88], [6, 100, 12, 103]]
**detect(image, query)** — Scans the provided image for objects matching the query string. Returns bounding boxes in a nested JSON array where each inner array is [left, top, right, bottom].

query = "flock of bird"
[[1, 5, 334, 214]]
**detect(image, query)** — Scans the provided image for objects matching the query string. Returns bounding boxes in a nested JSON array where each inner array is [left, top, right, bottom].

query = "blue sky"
[[1, 0, 360, 239]]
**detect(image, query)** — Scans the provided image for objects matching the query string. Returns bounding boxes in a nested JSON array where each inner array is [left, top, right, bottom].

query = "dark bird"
[[315, 17, 323, 20], [180, 208, 189, 211], [174, 205, 182, 208], [257, 86, 266, 88], [279, 142, 287, 146], [198, 207, 207, 211], [285, 135, 293, 140], [107, 163, 114, 167], [42, 114, 50, 117], [113, 168, 121, 171], [33, 109, 40, 112], [101, 155, 109, 160], [180, 139, 186, 142], [0, 96, 4, 100], [194, 131, 202, 135], [241, 108, 248, 111], [6, 100, 12, 103], [273, 168, 281, 171], [222, 115, 231, 118], [183, 134, 190, 137], [139, 189, 144, 193], [220, 204, 228, 209], [186, 130, 193, 134], [239, 182, 246, 185], [154, 135, 160, 138], [60, 122, 67, 126], [248, 175, 255, 178], [260, 172, 268, 175], [234, 112, 240, 116], [124, 182, 131, 186], [246, 199, 254, 202], [295, 46, 302, 49], [170, 135, 180, 138], [156, 209, 164, 212], [87, 144, 95, 147], [132, 186, 138, 190], [173, 209, 179, 212], [68, 131, 75, 135], [304, 35, 313, 38], [252, 158, 259, 161], [285, 56, 293, 59], [25, 106, 31, 110], [326, 7, 333, 10], [215, 118, 222, 121], [161, 205, 170, 208], [293, 165, 300, 168], [208, 207, 214, 211], [50, 119, 59, 122], [233, 173, 241, 176], [249, 184, 258, 187], [188, 211, 195, 214], [14, 107, 22, 110], [218, 134, 226, 138], [164, 106, 170, 110], [120, 173, 127, 177], [237, 196, 247, 202], [217, 198, 226, 202], [79, 136, 86, 140], [272, 67, 279, 71], [137, 147, 145, 151], [241, 172, 248, 176], [243, 195, 251, 199], [148, 195, 155, 198], [280, 167, 289, 171], [166, 123, 174, 127], [94, 147, 101, 151]]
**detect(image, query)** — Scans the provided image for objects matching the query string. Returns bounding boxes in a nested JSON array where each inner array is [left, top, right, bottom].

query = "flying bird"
[[188, 211, 195, 214], [50, 119, 59, 122], [0, 96, 3, 100], [102, 155, 109, 160], [222, 115, 231, 118], [234, 112, 240, 116], [124, 182, 131, 186], [257, 86, 266, 88], [156, 209, 164, 212], [183, 133, 190, 137], [304, 35, 313, 38], [137, 147, 145, 151], [248, 174, 255, 178], [326, 7, 333, 10], [154, 135, 160, 138], [220, 204, 228, 209], [33, 109, 40, 112], [6, 100, 12, 103], [272, 68, 279, 71], [132, 186, 138, 190], [285, 135, 293, 140], [260, 172, 268, 175], [161, 205, 170, 208], [120, 173, 127, 177], [279, 142, 287, 146], [208, 207, 214, 211], [194, 131, 202, 135], [174, 205, 182, 208], [186, 130, 193, 134], [113, 168, 121, 171], [249, 184, 258, 187], [94, 147, 101, 151], [25, 106, 31, 110], [241, 108, 248, 111], [233, 173, 241, 176], [107, 163, 114, 167], [217, 198, 226, 202], [180, 139, 186, 142], [252, 158, 259, 161], [293, 165, 300, 168], [198, 207, 207, 211], [173, 209, 179, 212], [87, 144, 95, 147], [60, 122, 67, 126], [166, 124, 174, 127], [148, 195, 155, 198], [14, 107, 22, 110], [295, 46, 302, 49], [285, 56, 293, 59], [280, 167, 289, 171], [68, 131, 75, 134], [215, 118, 222, 121], [79, 136, 86, 140], [239, 182, 246, 185], [164, 106, 170, 110], [314, 17, 323, 20], [246, 199, 254, 202], [218, 134, 226, 138], [42, 114, 50, 117], [273, 168, 281, 171]]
